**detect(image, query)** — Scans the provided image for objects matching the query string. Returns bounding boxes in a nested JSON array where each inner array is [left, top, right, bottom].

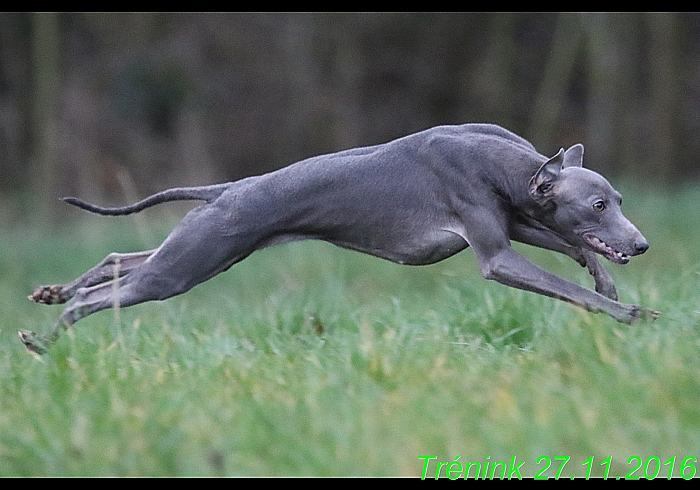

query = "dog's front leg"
[[511, 220, 618, 300], [466, 212, 655, 323], [580, 251, 617, 301], [478, 246, 655, 323]]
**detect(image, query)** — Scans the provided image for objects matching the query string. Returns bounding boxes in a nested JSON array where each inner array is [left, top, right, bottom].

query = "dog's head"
[[528, 144, 648, 264]]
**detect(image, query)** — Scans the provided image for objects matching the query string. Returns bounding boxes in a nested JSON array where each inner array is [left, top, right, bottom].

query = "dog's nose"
[[634, 239, 649, 255]]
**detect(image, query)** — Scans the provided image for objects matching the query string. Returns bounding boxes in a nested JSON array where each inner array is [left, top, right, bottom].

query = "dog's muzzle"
[[583, 233, 648, 265]]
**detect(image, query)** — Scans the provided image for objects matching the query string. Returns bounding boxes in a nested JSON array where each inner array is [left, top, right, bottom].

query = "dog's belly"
[[323, 226, 469, 266]]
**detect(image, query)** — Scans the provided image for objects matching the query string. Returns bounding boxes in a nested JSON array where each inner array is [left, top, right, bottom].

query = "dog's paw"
[[28, 285, 65, 305], [642, 308, 661, 321], [611, 304, 660, 324], [631, 306, 661, 323], [595, 283, 618, 302], [17, 331, 51, 355]]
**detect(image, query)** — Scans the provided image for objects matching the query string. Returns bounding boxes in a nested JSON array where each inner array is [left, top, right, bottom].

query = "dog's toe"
[[632, 306, 661, 322]]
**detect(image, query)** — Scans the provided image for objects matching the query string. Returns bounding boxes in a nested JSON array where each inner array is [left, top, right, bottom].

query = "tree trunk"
[[30, 12, 61, 226], [530, 13, 583, 151], [647, 13, 678, 182]]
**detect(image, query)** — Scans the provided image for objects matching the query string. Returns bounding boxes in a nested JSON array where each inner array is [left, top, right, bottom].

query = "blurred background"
[[0, 12, 698, 225]]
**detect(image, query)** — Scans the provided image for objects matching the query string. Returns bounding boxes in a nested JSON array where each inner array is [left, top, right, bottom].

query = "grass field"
[[1, 184, 699, 477]]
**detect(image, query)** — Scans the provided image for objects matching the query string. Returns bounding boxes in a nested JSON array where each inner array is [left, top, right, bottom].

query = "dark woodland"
[[0, 13, 697, 223]]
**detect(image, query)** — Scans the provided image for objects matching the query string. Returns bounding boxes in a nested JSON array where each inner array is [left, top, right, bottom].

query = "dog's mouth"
[[583, 233, 630, 265]]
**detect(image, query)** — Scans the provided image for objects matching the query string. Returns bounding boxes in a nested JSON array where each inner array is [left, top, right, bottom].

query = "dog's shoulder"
[[409, 124, 539, 163], [415, 124, 536, 152], [461, 124, 537, 152]]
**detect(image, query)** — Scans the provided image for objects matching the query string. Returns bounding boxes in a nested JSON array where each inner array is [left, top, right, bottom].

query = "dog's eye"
[[593, 200, 606, 211]]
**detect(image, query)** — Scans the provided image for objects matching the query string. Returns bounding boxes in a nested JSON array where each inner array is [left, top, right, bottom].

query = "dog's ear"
[[529, 148, 564, 201], [563, 144, 584, 168]]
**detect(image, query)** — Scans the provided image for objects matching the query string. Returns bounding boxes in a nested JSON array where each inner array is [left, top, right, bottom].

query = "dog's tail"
[[61, 183, 230, 216]]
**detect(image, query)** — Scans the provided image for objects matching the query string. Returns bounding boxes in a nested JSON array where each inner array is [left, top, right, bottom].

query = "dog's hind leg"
[[21, 198, 274, 354], [28, 250, 156, 305], [21, 278, 137, 354]]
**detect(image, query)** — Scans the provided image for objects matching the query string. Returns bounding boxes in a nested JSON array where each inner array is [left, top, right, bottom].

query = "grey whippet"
[[20, 124, 658, 354]]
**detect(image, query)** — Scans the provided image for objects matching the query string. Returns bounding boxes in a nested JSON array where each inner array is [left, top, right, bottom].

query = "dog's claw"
[[28, 285, 64, 305], [633, 306, 661, 323], [644, 308, 661, 321], [18, 331, 52, 355]]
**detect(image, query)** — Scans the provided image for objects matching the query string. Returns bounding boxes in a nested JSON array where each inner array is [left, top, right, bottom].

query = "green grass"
[[1, 185, 700, 477]]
